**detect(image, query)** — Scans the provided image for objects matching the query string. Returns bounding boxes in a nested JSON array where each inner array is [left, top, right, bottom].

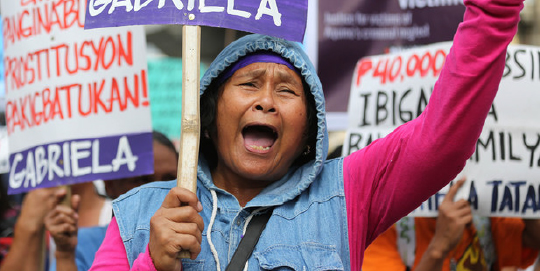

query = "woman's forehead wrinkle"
[[233, 64, 301, 86], [234, 67, 267, 79], [275, 68, 302, 87]]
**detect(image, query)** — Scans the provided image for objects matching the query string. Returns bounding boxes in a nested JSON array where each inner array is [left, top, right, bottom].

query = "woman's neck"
[[211, 168, 273, 207]]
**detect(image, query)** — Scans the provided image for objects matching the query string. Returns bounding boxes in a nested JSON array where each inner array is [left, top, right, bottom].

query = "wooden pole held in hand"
[[177, 24, 201, 259], [60, 185, 72, 207]]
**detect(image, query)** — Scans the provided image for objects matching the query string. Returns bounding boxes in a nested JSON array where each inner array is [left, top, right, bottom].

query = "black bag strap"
[[225, 208, 273, 271]]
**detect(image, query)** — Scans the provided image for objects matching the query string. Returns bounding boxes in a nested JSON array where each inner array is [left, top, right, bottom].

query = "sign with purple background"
[[8, 134, 154, 195], [318, 0, 465, 113], [85, 0, 308, 42]]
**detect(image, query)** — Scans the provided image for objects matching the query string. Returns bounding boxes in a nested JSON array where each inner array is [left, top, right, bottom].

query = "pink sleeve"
[[343, 0, 524, 270], [89, 217, 157, 271]]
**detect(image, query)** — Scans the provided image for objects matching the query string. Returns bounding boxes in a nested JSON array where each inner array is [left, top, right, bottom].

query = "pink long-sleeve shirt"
[[89, 0, 523, 270]]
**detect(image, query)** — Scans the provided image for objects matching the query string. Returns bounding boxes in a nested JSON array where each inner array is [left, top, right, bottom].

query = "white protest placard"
[[2, 0, 153, 194], [344, 42, 540, 218]]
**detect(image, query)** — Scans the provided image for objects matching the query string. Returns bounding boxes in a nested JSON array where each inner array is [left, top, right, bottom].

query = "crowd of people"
[[0, 0, 539, 270]]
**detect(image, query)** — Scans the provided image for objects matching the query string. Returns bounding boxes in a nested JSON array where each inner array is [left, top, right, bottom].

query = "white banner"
[[2, 0, 153, 194], [345, 42, 540, 217]]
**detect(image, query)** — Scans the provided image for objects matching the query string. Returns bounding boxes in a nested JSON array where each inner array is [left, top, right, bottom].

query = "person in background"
[[0, 178, 115, 271], [88, 0, 526, 270], [361, 178, 540, 271], [45, 130, 178, 271], [44, 180, 112, 271], [0, 187, 68, 271], [102, 131, 178, 199]]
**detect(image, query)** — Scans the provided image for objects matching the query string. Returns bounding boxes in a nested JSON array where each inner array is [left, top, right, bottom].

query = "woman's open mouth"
[[242, 125, 278, 152]]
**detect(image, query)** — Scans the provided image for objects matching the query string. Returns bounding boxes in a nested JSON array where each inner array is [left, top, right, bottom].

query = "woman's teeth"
[[250, 145, 270, 151]]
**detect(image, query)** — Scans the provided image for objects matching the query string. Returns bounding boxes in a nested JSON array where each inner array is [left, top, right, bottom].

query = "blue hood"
[[197, 34, 330, 207]]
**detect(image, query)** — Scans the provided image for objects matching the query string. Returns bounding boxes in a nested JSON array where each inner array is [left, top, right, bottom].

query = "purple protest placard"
[[8, 133, 154, 195], [85, 0, 308, 42], [318, 0, 465, 113]]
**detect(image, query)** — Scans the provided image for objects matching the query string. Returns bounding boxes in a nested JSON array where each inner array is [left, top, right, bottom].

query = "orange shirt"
[[362, 218, 538, 271], [362, 224, 407, 271]]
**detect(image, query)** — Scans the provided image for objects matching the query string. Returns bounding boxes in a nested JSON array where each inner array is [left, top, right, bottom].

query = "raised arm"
[[344, 0, 524, 266]]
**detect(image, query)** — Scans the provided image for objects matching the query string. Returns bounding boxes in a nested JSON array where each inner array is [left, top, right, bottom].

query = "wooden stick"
[[60, 185, 72, 207], [177, 24, 201, 259]]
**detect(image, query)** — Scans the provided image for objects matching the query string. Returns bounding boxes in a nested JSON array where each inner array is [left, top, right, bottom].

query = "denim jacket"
[[113, 34, 351, 270]]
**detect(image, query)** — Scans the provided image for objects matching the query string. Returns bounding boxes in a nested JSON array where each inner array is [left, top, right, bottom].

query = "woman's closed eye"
[[239, 82, 257, 87], [281, 88, 299, 95]]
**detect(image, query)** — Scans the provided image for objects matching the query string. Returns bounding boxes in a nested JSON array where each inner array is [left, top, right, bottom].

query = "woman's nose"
[[254, 88, 276, 113]]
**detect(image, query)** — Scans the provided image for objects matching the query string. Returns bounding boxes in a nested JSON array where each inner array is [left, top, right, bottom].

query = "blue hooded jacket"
[[113, 34, 350, 270]]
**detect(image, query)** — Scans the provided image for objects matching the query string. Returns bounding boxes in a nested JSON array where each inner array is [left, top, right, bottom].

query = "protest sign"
[[344, 42, 540, 217], [84, 0, 308, 42], [2, 0, 153, 194], [318, 0, 464, 113]]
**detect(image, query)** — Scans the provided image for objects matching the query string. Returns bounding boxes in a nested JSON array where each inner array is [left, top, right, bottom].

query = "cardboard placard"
[[345, 42, 540, 217], [2, 0, 153, 194], [84, 0, 308, 42]]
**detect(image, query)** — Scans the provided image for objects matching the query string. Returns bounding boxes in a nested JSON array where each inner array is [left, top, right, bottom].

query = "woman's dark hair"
[[200, 75, 318, 169], [199, 81, 221, 169]]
